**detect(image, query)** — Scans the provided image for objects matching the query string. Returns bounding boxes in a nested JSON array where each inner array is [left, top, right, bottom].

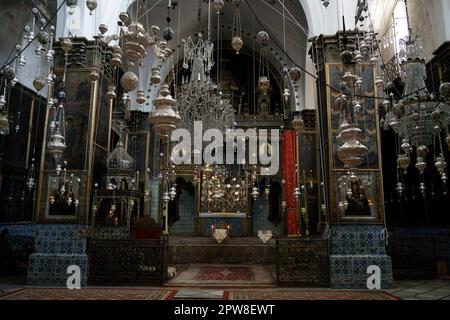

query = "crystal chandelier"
[[177, 33, 235, 134], [383, 32, 450, 194]]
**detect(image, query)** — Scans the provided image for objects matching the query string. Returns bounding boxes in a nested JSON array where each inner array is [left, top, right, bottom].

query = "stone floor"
[[386, 280, 450, 300]]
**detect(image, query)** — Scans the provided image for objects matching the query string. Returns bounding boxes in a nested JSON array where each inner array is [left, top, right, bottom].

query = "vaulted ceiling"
[[129, 0, 309, 70]]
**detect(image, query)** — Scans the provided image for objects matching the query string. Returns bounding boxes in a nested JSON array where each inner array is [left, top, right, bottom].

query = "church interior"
[[0, 0, 450, 301]]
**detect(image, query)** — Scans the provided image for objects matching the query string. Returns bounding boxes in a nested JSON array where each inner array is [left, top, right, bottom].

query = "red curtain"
[[282, 130, 299, 236]]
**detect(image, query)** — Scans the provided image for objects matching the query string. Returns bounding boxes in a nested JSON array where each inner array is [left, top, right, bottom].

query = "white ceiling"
[[131, 0, 309, 68]]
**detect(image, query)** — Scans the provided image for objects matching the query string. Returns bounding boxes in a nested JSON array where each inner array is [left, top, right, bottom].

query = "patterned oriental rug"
[[0, 288, 177, 300], [226, 291, 400, 300], [0, 288, 400, 300], [166, 264, 275, 286], [195, 266, 256, 281]]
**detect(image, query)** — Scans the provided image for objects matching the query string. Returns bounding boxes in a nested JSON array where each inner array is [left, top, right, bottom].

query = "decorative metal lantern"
[[111, 46, 123, 68], [105, 85, 117, 101], [293, 187, 301, 200], [292, 114, 305, 131], [283, 88, 290, 103], [162, 192, 170, 204], [258, 76, 270, 96], [89, 69, 100, 82], [397, 154, 410, 172], [0, 113, 9, 135], [150, 67, 162, 85], [33, 77, 46, 92], [86, 0, 97, 14], [122, 22, 147, 62], [212, 0, 224, 14], [231, 36, 243, 55], [289, 67, 301, 82], [251, 186, 260, 200], [47, 130, 67, 159], [136, 90, 146, 105], [0, 95, 6, 108], [336, 120, 368, 168], [60, 37, 73, 53], [149, 83, 180, 140], [256, 31, 270, 45], [440, 82, 450, 97], [169, 186, 177, 200], [163, 26, 174, 42]]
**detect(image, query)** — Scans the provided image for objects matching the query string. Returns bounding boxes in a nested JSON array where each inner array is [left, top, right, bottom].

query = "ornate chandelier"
[[383, 32, 450, 194], [200, 165, 248, 214], [176, 33, 235, 134], [49, 161, 81, 209]]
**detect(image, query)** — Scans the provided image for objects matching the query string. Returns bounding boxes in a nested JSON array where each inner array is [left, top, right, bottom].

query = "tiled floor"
[[387, 280, 450, 300]]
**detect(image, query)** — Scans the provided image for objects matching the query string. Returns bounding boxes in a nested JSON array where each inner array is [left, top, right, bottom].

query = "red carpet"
[[226, 290, 400, 300], [0, 288, 400, 300], [194, 266, 255, 281], [0, 288, 177, 300]]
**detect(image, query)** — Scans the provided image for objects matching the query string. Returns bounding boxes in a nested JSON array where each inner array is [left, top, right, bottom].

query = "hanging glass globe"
[[120, 71, 139, 92], [289, 67, 302, 82], [257, 31, 270, 45], [397, 154, 410, 172], [231, 36, 244, 55], [212, 0, 224, 14], [86, 0, 97, 14], [66, 0, 78, 8]]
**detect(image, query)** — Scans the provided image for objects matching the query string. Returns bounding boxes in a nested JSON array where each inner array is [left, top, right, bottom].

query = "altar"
[[198, 212, 251, 237]]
